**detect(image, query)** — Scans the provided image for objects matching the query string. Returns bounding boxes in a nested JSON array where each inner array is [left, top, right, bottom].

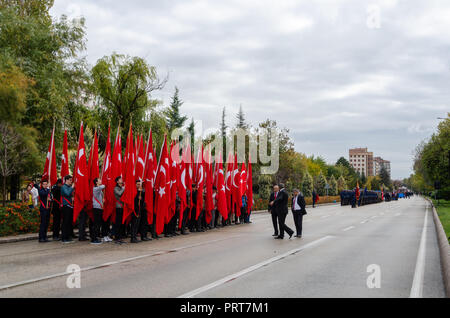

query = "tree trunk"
[[2, 176, 6, 207]]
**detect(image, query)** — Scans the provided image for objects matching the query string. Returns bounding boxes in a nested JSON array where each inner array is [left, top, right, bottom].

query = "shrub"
[[0, 202, 50, 237]]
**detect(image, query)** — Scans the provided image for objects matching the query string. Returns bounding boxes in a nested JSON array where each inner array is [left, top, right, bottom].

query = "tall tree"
[[91, 53, 167, 141], [302, 171, 313, 197], [235, 105, 248, 130], [379, 166, 391, 189], [165, 87, 187, 135]]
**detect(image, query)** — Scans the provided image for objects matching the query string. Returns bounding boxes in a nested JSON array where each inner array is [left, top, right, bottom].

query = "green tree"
[[235, 105, 248, 129], [329, 175, 338, 196], [165, 87, 187, 136], [337, 175, 347, 193], [379, 166, 391, 189], [302, 171, 313, 197], [91, 53, 166, 142], [314, 171, 327, 196]]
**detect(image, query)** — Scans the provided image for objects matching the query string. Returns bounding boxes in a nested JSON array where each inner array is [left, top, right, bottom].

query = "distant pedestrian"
[[23, 184, 34, 209], [31, 182, 39, 208], [312, 190, 317, 208]]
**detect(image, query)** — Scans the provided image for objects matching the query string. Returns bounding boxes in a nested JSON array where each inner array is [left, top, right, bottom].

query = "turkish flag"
[[135, 134, 145, 181], [205, 145, 214, 224], [216, 153, 228, 220], [178, 144, 189, 229], [247, 156, 253, 214], [104, 126, 122, 223], [154, 136, 170, 235], [73, 122, 89, 223], [42, 127, 57, 186], [239, 162, 247, 200], [61, 129, 69, 179], [195, 146, 204, 220], [143, 129, 155, 225], [225, 152, 233, 213], [169, 141, 180, 222], [122, 124, 137, 223], [232, 154, 242, 216], [101, 125, 111, 186], [86, 130, 99, 220]]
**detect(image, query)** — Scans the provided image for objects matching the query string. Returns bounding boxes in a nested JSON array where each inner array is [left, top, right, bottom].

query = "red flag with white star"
[[154, 136, 170, 235]]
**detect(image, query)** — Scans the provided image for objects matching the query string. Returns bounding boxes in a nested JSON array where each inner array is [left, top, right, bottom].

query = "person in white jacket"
[[31, 182, 39, 208]]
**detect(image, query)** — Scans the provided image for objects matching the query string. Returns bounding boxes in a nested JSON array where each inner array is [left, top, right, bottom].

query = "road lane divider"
[[410, 207, 429, 298], [0, 236, 243, 291], [342, 226, 355, 232], [178, 236, 335, 298]]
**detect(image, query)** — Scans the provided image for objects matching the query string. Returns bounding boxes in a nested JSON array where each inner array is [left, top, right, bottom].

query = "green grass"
[[432, 199, 450, 243]]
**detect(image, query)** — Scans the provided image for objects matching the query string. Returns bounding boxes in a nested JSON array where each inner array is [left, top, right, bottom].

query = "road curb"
[[427, 198, 450, 298]]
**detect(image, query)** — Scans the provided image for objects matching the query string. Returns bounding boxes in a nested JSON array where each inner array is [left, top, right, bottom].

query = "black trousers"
[[139, 209, 148, 238], [277, 212, 294, 238], [51, 203, 62, 238], [92, 208, 103, 242], [292, 210, 304, 236], [101, 216, 111, 237], [78, 210, 89, 240], [39, 208, 50, 241], [271, 211, 278, 235], [181, 208, 190, 233], [131, 213, 140, 240], [61, 206, 73, 241], [112, 208, 124, 240]]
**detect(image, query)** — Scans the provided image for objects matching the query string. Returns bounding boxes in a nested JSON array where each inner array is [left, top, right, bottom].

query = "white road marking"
[[321, 215, 330, 219], [361, 220, 369, 224], [395, 213, 402, 217], [178, 236, 335, 298], [410, 207, 428, 298], [371, 216, 377, 219], [342, 226, 355, 232], [0, 236, 242, 291]]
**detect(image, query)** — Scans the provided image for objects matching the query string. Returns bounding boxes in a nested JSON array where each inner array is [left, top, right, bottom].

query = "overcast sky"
[[50, 0, 450, 180]]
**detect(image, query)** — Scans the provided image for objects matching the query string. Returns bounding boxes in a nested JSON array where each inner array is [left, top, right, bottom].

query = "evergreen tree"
[[329, 175, 338, 196], [220, 107, 228, 161], [164, 87, 187, 135], [314, 171, 327, 196], [187, 118, 195, 148], [235, 105, 248, 129], [379, 166, 391, 188], [337, 175, 347, 193], [302, 171, 313, 197]]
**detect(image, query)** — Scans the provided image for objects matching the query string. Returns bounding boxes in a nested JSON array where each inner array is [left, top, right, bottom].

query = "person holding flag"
[[91, 178, 105, 245], [61, 175, 75, 243], [113, 176, 126, 243], [38, 179, 52, 243]]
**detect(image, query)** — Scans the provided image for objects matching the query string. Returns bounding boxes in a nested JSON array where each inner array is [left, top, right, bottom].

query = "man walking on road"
[[292, 189, 307, 238], [268, 185, 279, 237], [272, 183, 294, 240]]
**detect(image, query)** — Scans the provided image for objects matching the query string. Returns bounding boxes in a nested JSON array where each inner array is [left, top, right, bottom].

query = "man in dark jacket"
[[51, 179, 63, 241], [61, 175, 75, 243], [131, 180, 145, 243], [291, 189, 307, 238], [272, 183, 294, 239], [268, 185, 279, 237], [38, 180, 52, 243]]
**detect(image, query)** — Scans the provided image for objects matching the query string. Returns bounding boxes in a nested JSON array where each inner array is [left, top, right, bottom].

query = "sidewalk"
[[0, 203, 340, 244]]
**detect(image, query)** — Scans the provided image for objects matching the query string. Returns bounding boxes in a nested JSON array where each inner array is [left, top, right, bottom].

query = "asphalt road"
[[0, 196, 445, 298]]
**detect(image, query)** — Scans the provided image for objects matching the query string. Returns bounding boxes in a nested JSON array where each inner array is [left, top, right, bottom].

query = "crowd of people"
[[23, 175, 252, 244]]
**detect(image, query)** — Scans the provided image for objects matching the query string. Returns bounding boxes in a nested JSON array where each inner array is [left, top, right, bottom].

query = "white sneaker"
[[105, 236, 113, 242]]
